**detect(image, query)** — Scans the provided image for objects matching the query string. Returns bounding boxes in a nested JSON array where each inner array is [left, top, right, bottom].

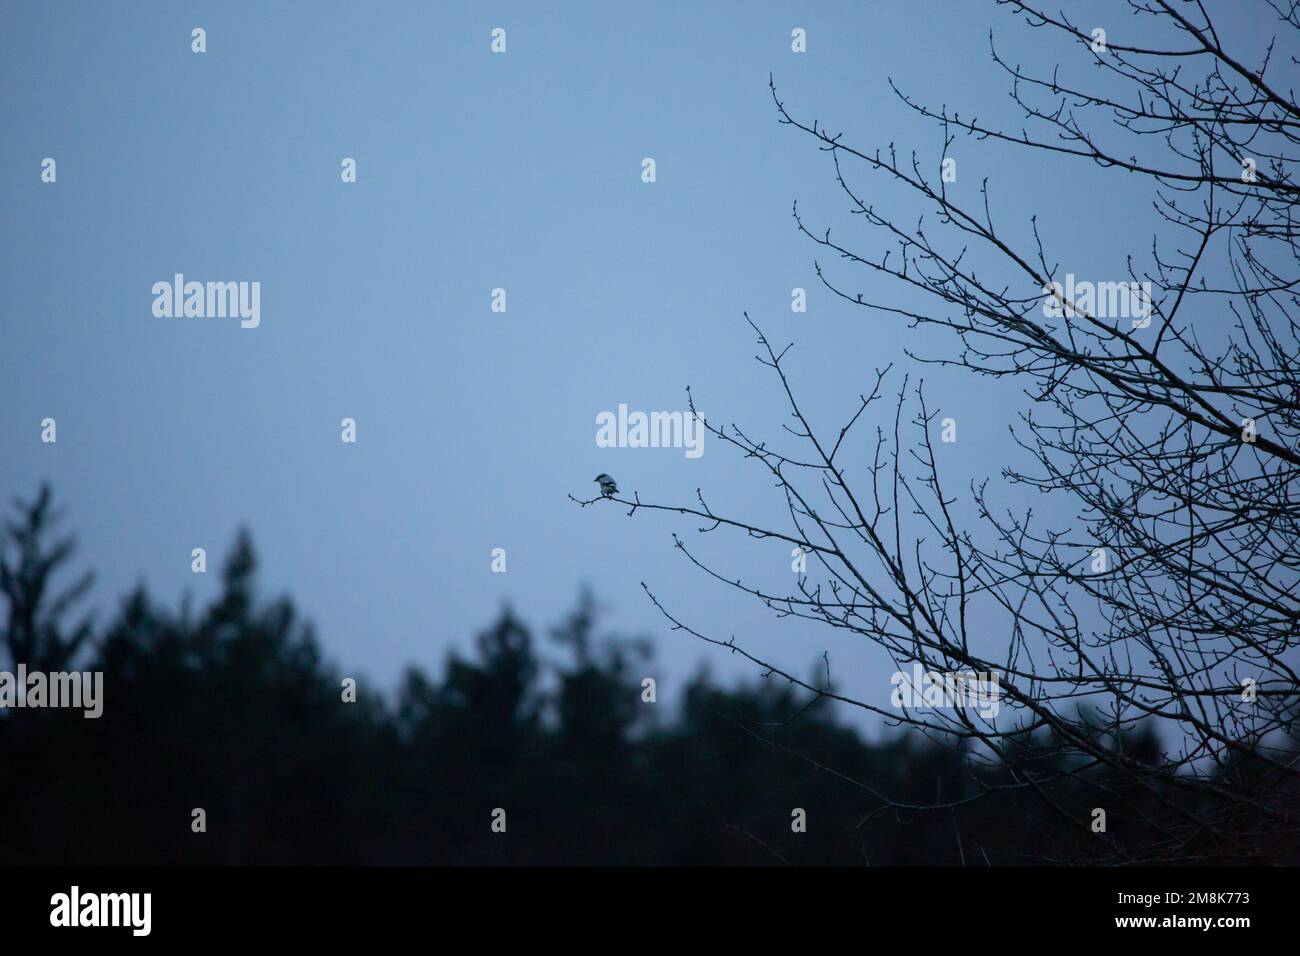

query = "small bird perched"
[[594, 473, 618, 498]]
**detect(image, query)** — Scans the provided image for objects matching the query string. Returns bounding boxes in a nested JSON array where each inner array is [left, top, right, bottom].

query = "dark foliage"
[[0, 487, 1289, 865]]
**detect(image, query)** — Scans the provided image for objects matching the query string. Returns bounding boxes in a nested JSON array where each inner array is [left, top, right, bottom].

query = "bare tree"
[[575, 0, 1300, 863]]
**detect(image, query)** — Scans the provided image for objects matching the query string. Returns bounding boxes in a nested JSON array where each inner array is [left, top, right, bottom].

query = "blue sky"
[[2, 1, 1274, 728]]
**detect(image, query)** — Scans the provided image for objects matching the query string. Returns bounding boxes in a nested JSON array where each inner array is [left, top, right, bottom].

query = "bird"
[[594, 473, 618, 498]]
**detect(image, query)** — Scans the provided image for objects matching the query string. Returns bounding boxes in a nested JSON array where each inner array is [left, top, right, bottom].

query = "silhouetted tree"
[[0, 484, 93, 673], [5, 486, 1293, 864], [572, 0, 1300, 863]]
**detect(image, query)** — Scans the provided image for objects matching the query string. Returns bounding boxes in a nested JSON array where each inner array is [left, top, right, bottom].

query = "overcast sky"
[[2, 1, 1275, 729]]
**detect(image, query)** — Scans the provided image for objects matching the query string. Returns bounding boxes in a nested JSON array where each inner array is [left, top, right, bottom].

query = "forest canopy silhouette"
[[1, 485, 1293, 865]]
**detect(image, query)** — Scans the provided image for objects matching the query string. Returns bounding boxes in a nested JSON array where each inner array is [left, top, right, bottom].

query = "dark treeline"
[[0, 487, 1289, 865]]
